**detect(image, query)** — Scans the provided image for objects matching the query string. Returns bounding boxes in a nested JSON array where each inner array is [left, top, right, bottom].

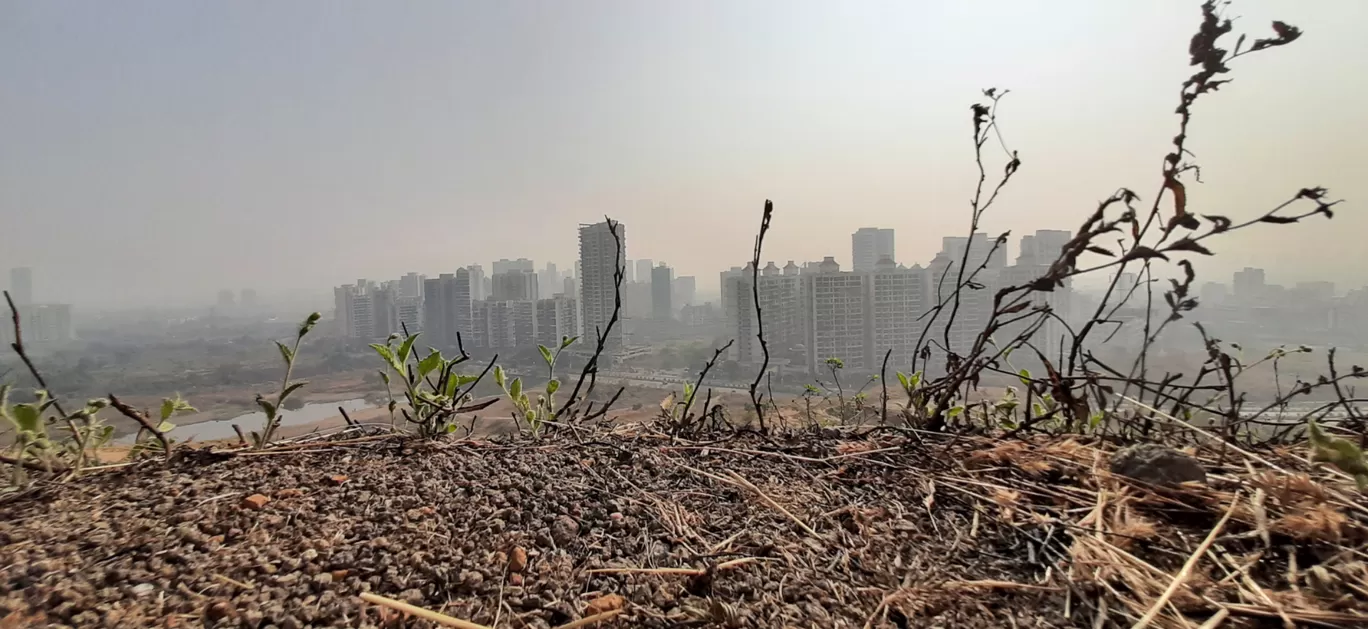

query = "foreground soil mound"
[[2, 430, 1365, 628]]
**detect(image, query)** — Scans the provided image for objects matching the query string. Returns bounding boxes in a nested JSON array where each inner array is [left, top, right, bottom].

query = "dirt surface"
[[3, 430, 1365, 628], [1, 432, 1072, 628]]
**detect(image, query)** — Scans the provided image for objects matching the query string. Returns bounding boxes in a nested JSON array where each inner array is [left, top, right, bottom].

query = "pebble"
[[241, 494, 271, 510], [130, 583, 155, 599]]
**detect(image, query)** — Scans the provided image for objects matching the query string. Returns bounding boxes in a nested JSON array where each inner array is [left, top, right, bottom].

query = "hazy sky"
[[2, 0, 1365, 309]]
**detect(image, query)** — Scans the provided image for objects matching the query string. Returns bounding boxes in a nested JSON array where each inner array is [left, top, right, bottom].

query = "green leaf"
[[560, 335, 579, 350], [160, 398, 177, 421], [445, 423, 459, 433], [538, 345, 554, 368], [683, 382, 694, 402], [509, 377, 522, 401], [157, 421, 176, 433], [397, 333, 420, 366], [298, 312, 322, 338], [378, 370, 391, 386], [908, 371, 922, 389], [256, 397, 277, 418], [369, 343, 403, 375], [92, 425, 115, 448], [545, 379, 560, 396], [896, 371, 910, 393], [417, 350, 443, 379], [947, 405, 964, 418], [494, 366, 506, 389], [1018, 368, 1032, 386], [280, 381, 308, 402], [12, 404, 41, 433], [276, 340, 295, 366]]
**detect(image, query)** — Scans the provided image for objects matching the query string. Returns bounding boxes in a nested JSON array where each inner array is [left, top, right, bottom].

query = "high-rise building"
[[733, 262, 805, 364], [852, 228, 896, 273], [672, 276, 696, 309], [940, 233, 1007, 272], [536, 296, 579, 348], [651, 264, 674, 319], [492, 258, 535, 274], [538, 263, 560, 300], [579, 221, 626, 350], [482, 300, 538, 349], [563, 276, 576, 299], [371, 286, 398, 338], [422, 270, 473, 349], [802, 257, 872, 371], [240, 289, 258, 308], [1294, 281, 1335, 303], [0, 304, 72, 345], [635, 260, 654, 285], [623, 261, 636, 284], [719, 266, 748, 331], [396, 296, 423, 334], [491, 270, 539, 301], [927, 252, 996, 361], [216, 289, 235, 308], [1233, 267, 1266, 303], [869, 260, 931, 370], [1016, 229, 1072, 266], [467, 265, 486, 301], [399, 272, 424, 300]]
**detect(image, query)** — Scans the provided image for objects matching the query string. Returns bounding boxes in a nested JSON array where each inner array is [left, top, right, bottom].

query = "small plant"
[[1, 388, 134, 483], [371, 331, 494, 438], [1308, 419, 1368, 492], [125, 394, 196, 460], [500, 335, 578, 435], [251, 312, 320, 448]]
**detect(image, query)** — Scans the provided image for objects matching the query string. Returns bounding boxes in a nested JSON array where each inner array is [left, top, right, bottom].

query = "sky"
[[2, 0, 1365, 309]]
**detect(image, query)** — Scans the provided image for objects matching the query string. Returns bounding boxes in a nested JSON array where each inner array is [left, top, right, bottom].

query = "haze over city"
[[2, 0, 1365, 309]]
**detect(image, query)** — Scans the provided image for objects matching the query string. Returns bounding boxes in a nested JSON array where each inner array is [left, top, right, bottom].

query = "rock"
[[551, 515, 580, 545], [130, 583, 155, 599], [277, 488, 304, 499], [205, 600, 235, 622], [326, 475, 349, 486], [509, 547, 528, 573], [330, 569, 350, 582], [313, 573, 333, 585], [585, 593, 626, 616], [1110, 444, 1206, 486], [241, 494, 271, 510], [509, 574, 523, 586]]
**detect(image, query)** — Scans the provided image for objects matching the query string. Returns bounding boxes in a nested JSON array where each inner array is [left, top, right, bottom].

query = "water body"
[[115, 398, 374, 445]]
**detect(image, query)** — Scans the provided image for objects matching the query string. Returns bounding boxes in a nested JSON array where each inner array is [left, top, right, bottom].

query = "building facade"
[[851, 228, 896, 273]]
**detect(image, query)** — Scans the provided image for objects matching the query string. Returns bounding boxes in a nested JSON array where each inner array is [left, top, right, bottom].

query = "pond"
[[115, 398, 374, 445]]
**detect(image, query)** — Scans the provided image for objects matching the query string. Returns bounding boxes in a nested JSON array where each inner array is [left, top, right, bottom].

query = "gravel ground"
[[2, 433, 1096, 628]]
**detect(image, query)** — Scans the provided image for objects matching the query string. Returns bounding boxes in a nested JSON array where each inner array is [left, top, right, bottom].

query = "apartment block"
[[579, 221, 626, 351]]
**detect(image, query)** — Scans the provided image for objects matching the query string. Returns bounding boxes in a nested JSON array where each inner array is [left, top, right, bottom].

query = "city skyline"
[[3, 1, 1366, 308]]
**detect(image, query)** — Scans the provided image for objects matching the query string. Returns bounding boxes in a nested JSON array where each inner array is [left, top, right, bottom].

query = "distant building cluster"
[[722, 228, 1076, 374], [329, 219, 706, 359], [0, 267, 74, 345]]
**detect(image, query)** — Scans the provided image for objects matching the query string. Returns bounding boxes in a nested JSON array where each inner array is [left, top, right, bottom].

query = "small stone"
[[550, 515, 580, 545], [313, 573, 333, 585], [585, 593, 626, 616], [277, 488, 304, 498], [330, 569, 350, 581], [205, 600, 235, 621], [130, 583, 155, 599], [241, 494, 271, 510], [609, 512, 624, 522], [1110, 444, 1206, 486], [326, 475, 349, 486], [509, 547, 528, 573], [301, 549, 318, 562], [509, 573, 524, 586]]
